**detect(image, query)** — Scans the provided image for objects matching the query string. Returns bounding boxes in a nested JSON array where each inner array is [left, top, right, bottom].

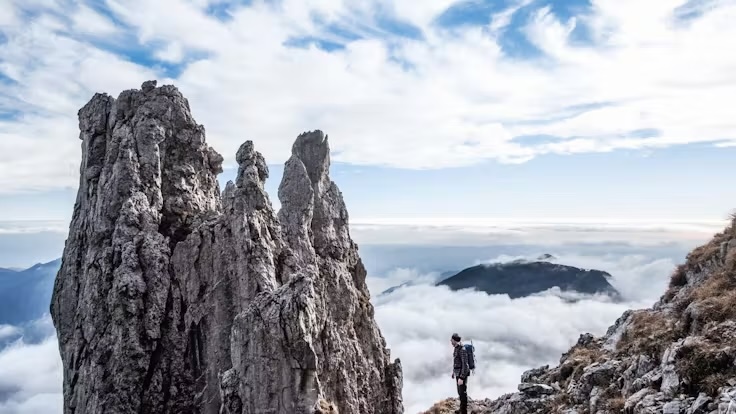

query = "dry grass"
[[566, 346, 601, 366], [557, 345, 605, 387], [687, 270, 736, 325], [548, 393, 572, 412], [606, 395, 626, 412], [616, 310, 680, 360], [725, 247, 736, 272], [686, 241, 728, 269], [669, 264, 689, 288], [694, 270, 736, 301], [664, 264, 689, 302], [420, 399, 455, 414], [675, 341, 736, 396]]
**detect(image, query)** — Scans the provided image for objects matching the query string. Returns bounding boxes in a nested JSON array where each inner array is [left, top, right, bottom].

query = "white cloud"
[[0, 5, 159, 193], [366, 267, 442, 296], [0, 318, 62, 414], [373, 252, 673, 412], [0, 0, 18, 28], [0, 0, 735, 193], [155, 41, 184, 63], [0, 325, 21, 341], [350, 218, 724, 247], [0, 221, 67, 235], [72, 4, 119, 36]]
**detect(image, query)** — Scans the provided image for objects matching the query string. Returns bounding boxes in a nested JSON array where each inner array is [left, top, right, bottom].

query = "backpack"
[[464, 341, 476, 373]]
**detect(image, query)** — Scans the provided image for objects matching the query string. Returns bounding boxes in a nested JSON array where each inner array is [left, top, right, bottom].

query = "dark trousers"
[[456, 377, 468, 414]]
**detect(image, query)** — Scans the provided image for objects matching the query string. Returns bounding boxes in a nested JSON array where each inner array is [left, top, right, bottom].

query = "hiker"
[[451, 333, 470, 414]]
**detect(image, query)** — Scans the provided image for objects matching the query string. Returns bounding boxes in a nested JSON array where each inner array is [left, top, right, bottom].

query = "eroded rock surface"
[[51, 81, 403, 414]]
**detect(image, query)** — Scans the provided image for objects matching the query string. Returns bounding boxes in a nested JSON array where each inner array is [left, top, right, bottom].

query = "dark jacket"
[[453, 343, 470, 379]]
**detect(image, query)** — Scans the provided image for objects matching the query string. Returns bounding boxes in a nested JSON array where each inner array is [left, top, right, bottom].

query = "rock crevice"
[[51, 81, 403, 414]]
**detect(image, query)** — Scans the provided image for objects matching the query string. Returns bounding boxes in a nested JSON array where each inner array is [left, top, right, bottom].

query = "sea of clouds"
[[0, 221, 714, 414], [0, 317, 61, 414], [370, 251, 680, 413]]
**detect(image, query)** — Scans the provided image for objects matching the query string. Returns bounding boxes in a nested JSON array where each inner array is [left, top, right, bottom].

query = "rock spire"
[[51, 80, 403, 414]]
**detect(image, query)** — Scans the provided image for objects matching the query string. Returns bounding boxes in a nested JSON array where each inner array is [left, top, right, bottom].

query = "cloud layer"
[[0, 228, 698, 414], [1, 0, 736, 192], [0, 317, 62, 414], [372, 251, 677, 412], [0, 249, 679, 414]]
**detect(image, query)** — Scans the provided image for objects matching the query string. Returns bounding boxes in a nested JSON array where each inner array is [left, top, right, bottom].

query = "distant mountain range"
[[380, 255, 621, 300], [0, 259, 61, 325]]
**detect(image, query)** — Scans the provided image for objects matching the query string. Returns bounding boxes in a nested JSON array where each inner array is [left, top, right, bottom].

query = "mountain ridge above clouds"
[[438, 258, 621, 300], [379, 254, 621, 300], [0, 259, 60, 326], [423, 217, 736, 413]]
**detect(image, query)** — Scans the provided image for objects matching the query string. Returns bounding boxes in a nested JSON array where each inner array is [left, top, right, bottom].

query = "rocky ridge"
[[50, 81, 403, 414], [424, 218, 736, 413]]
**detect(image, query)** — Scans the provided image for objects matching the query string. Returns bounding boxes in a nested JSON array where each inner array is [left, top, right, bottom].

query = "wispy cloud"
[[0, 0, 735, 192], [0, 221, 67, 235]]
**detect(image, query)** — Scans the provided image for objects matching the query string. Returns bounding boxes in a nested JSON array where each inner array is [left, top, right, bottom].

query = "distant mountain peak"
[[537, 253, 556, 261], [438, 259, 620, 300]]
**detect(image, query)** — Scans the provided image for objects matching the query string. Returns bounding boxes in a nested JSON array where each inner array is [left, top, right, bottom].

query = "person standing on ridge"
[[451, 333, 470, 414]]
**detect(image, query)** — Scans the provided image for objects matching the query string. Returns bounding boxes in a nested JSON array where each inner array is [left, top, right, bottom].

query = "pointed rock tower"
[[51, 81, 403, 414]]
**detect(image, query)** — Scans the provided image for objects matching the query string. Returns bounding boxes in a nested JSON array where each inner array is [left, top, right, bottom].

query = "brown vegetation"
[[676, 340, 736, 396], [685, 231, 730, 268], [664, 264, 689, 302], [548, 393, 572, 412], [606, 395, 626, 412], [685, 268, 736, 327], [617, 311, 680, 359], [557, 345, 605, 387], [420, 399, 455, 414], [669, 264, 689, 289]]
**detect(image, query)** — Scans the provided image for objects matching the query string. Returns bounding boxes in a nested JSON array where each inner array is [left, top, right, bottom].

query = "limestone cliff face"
[[424, 219, 736, 414], [50, 81, 403, 414]]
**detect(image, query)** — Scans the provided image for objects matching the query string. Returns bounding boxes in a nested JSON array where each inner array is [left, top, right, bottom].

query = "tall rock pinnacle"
[[50, 81, 403, 414]]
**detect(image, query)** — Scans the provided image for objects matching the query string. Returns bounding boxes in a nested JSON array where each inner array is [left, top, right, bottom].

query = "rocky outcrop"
[[424, 218, 736, 414], [50, 81, 403, 414]]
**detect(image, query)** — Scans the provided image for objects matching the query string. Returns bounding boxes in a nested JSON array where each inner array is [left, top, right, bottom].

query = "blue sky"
[[1, 0, 736, 224]]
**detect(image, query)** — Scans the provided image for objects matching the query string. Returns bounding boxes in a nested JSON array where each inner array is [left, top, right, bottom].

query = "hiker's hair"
[[451, 333, 461, 342]]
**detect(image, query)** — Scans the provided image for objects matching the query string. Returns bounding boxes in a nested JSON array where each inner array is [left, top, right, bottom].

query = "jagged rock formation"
[[424, 219, 736, 413], [50, 81, 403, 414], [437, 260, 620, 300]]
